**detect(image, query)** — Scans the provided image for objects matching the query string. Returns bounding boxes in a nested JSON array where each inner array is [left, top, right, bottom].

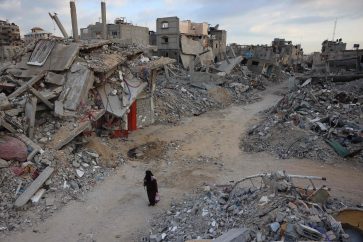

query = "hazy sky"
[[1, 0, 362, 53]]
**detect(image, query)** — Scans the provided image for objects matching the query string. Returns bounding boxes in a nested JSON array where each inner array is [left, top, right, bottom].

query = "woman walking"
[[143, 170, 159, 206]]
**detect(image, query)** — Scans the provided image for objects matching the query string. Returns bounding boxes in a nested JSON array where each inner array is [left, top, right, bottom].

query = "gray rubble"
[[143, 171, 355, 242], [242, 78, 363, 163]]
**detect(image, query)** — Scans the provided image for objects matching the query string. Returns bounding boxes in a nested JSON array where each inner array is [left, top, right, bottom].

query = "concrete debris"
[[154, 63, 270, 124], [242, 78, 363, 162], [145, 171, 353, 242], [0, 40, 157, 233]]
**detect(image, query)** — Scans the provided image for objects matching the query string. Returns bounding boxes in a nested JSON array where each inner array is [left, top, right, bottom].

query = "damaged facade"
[[0, 1, 362, 240], [156, 17, 227, 69], [0, 20, 21, 46], [80, 18, 149, 46]]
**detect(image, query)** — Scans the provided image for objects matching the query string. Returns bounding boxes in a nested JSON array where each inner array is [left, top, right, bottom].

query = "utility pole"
[[332, 18, 337, 41]]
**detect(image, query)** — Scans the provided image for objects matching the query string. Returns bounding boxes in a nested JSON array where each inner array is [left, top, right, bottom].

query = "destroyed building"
[[271, 38, 304, 67], [156, 17, 227, 68], [24, 27, 52, 44], [319, 39, 363, 72], [0, 20, 21, 46], [80, 18, 149, 46], [0, 20, 23, 62]]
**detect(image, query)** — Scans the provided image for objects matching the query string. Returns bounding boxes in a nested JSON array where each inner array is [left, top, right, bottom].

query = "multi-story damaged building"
[[24, 27, 52, 44], [0, 20, 21, 46], [80, 18, 149, 46], [155, 16, 227, 68], [321, 39, 346, 54], [318, 39, 363, 72], [229, 38, 304, 76], [271, 38, 303, 66]]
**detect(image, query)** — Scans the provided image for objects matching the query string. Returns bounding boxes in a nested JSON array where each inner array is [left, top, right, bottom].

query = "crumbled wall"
[[137, 94, 154, 128]]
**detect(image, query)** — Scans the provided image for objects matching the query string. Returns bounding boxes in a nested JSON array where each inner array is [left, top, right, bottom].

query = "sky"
[[0, 0, 362, 53]]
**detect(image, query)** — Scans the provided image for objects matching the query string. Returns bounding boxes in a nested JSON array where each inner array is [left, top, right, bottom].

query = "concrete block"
[[214, 228, 250, 242]]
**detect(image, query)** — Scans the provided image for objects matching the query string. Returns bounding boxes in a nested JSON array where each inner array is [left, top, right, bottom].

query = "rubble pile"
[[242, 78, 363, 162], [0, 143, 125, 232], [0, 39, 171, 234], [145, 171, 354, 242], [154, 65, 266, 124]]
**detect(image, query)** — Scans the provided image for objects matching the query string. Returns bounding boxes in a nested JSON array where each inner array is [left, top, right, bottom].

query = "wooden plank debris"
[[15, 133, 44, 160], [52, 109, 106, 150], [28, 86, 54, 109], [0, 111, 16, 133], [14, 166, 54, 207], [8, 71, 46, 99]]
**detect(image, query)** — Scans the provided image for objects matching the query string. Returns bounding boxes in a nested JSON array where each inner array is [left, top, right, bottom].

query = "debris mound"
[[241, 78, 363, 162], [145, 171, 355, 242]]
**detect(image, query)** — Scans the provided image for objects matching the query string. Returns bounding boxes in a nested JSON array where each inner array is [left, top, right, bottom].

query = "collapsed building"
[[310, 39, 363, 73], [0, 20, 21, 46], [0, 1, 362, 241], [0, 20, 23, 62], [229, 38, 304, 79], [80, 18, 149, 46], [156, 17, 227, 69]]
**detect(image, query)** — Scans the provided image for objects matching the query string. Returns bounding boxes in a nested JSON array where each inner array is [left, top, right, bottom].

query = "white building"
[[24, 27, 52, 43]]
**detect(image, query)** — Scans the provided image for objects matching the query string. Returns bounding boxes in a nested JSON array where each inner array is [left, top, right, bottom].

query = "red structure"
[[128, 101, 137, 131]]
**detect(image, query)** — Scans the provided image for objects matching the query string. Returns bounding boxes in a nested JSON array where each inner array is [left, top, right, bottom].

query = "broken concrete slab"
[[51, 109, 105, 150], [214, 228, 251, 242], [27, 40, 56, 66], [190, 71, 226, 86], [37, 42, 79, 71], [9, 42, 79, 78], [45, 72, 66, 86], [60, 62, 94, 111], [181, 35, 205, 55], [87, 53, 126, 74], [212, 56, 243, 74], [54, 101, 64, 117], [15, 166, 54, 207], [97, 83, 123, 117]]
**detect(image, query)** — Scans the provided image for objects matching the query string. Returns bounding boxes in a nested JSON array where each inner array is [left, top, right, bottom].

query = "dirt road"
[[4, 83, 363, 242]]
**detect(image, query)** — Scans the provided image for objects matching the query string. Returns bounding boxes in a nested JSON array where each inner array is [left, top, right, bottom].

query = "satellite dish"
[[214, 24, 219, 30]]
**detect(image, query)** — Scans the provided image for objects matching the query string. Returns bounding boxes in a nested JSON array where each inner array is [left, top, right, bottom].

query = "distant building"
[[272, 38, 303, 66], [0, 20, 21, 46], [209, 27, 227, 62], [320, 38, 363, 71], [321, 39, 346, 55], [24, 27, 52, 43], [80, 18, 149, 46], [149, 30, 156, 45], [155, 16, 227, 64]]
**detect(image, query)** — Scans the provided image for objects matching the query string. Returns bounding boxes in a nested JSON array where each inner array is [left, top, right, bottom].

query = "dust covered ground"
[[2, 80, 363, 242]]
